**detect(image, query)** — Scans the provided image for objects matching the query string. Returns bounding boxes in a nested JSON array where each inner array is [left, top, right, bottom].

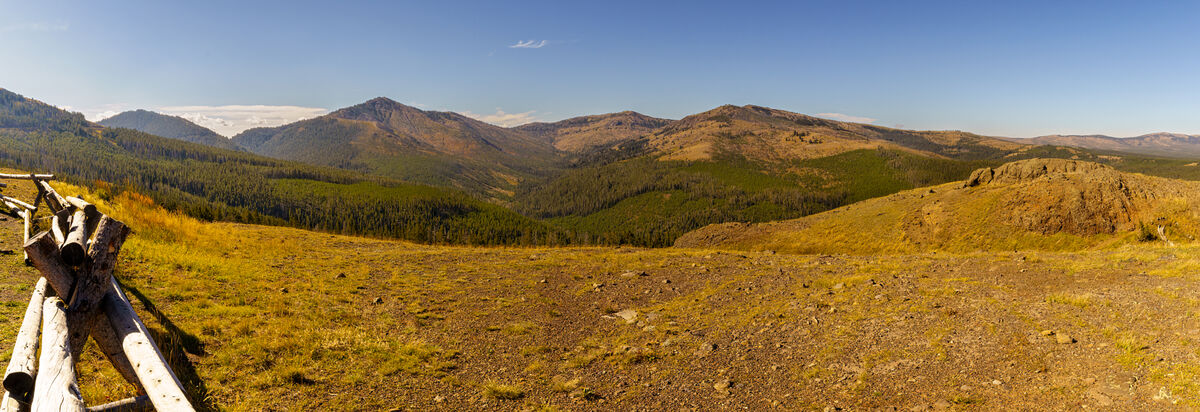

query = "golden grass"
[[481, 381, 525, 400], [1045, 292, 1093, 308]]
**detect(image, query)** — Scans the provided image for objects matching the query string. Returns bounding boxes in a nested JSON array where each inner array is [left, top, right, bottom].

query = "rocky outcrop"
[[963, 158, 1116, 188]]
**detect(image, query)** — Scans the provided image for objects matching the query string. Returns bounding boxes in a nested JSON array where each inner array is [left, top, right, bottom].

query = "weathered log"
[[0, 391, 23, 412], [85, 310, 145, 395], [0, 196, 36, 212], [61, 209, 90, 266], [86, 395, 151, 412], [50, 209, 71, 246], [66, 217, 130, 357], [31, 297, 85, 412], [69, 217, 128, 313], [23, 232, 75, 298], [0, 173, 53, 180], [2, 278, 47, 398], [35, 181, 66, 213], [102, 279, 194, 412], [20, 211, 28, 263]]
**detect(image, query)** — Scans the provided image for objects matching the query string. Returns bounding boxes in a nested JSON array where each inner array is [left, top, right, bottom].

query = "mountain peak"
[[99, 109, 241, 150]]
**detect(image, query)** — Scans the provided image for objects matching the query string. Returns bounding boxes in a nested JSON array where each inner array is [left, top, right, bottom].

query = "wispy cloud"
[[459, 108, 541, 127], [816, 112, 877, 124], [2, 22, 70, 32], [156, 105, 329, 136], [509, 40, 548, 49]]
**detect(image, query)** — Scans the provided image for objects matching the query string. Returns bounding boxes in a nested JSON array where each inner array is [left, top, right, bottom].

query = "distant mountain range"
[[1022, 133, 1200, 158], [15, 85, 1200, 247], [98, 109, 241, 151]]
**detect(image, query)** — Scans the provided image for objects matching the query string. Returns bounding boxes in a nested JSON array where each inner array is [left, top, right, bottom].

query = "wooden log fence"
[[0, 175, 193, 411]]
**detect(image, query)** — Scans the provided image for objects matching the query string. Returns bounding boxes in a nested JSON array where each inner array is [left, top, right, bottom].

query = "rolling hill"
[[1026, 133, 1200, 158], [676, 158, 1198, 254], [98, 109, 242, 151], [641, 104, 1029, 163], [513, 111, 671, 152], [0, 88, 563, 245], [514, 104, 1057, 246], [232, 97, 564, 198]]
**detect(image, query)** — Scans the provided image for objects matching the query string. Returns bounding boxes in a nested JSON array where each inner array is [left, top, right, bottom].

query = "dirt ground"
[[0, 177, 1197, 410]]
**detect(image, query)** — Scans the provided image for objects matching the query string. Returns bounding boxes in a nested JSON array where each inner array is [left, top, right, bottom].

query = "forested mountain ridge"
[[512, 105, 1069, 246], [513, 111, 672, 152], [232, 97, 564, 198], [639, 104, 1029, 163], [99, 109, 242, 151], [0, 88, 566, 245]]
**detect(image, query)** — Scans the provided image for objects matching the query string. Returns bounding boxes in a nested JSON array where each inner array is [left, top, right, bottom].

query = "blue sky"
[[1, 0, 1198, 137]]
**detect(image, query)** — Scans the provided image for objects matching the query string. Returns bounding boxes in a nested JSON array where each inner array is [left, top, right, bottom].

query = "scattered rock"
[[615, 309, 639, 323], [1056, 333, 1075, 344], [1087, 389, 1113, 406], [373, 297, 383, 304], [1040, 330, 1054, 336], [695, 342, 715, 357], [433, 395, 445, 403], [713, 378, 732, 395], [932, 400, 951, 410], [832, 283, 845, 290], [620, 270, 648, 278], [335, 272, 346, 279], [280, 288, 288, 293]]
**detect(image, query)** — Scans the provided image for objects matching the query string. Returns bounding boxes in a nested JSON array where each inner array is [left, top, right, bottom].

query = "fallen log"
[[2, 278, 47, 398], [86, 395, 151, 412], [0, 174, 54, 180], [61, 209, 90, 266], [102, 279, 194, 412], [24, 232, 75, 298], [31, 297, 85, 412], [35, 181, 66, 213]]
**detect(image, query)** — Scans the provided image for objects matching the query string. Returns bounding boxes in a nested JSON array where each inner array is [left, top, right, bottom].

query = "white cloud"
[[815, 112, 877, 124], [2, 22, 69, 32], [509, 40, 548, 49], [155, 105, 329, 136], [459, 108, 540, 127]]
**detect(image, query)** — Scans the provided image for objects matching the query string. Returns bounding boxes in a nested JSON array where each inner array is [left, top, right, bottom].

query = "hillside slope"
[[233, 98, 563, 197], [1027, 133, 1200, 158], [0, 88, 564, 245], [99, 109, 242, 150], [677, 158, 1200, 254], [513, 111, 671, 152]]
